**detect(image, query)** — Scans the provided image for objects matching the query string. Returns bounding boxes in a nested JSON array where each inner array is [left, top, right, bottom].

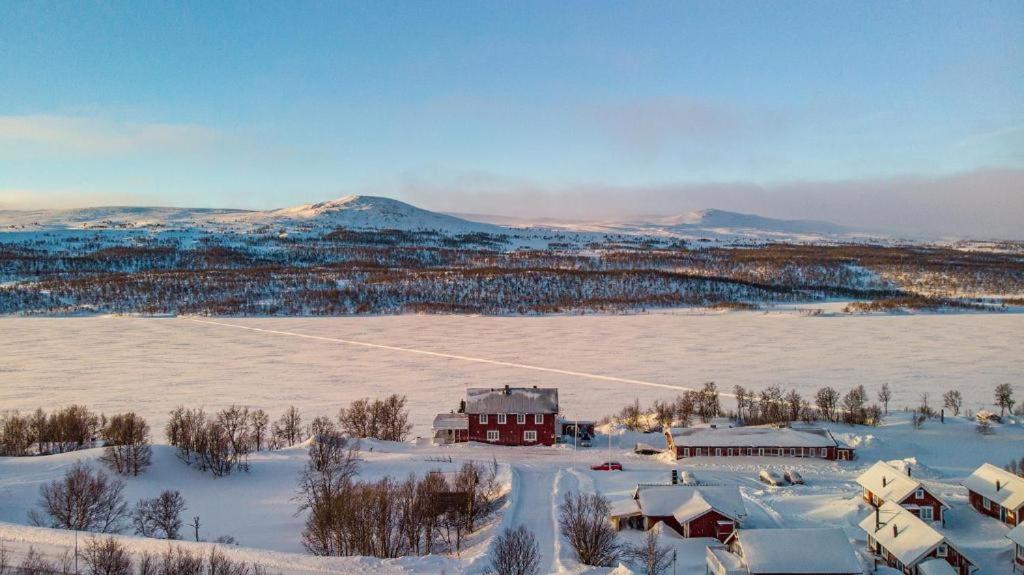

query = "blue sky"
[[0, 1, 1021, 234]]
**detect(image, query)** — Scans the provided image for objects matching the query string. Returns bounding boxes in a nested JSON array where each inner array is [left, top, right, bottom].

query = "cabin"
[[860, 501, 976, 575], [1007, 523, 1024, 571], [609, 484, 745, 542], [963, 463, 1024, 526], [465, 385, 558, 446], [706, 528, 862, 575], [857, 460, 949, 524], [430, 413, 468, 444], [665, 426, 854, 461]]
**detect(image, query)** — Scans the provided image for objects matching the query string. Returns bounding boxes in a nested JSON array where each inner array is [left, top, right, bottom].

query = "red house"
[[963, 463, 1024, 527], [860, 501, 977, 575], [666, 425, 854, 461], [466, 386, 558, 446], [857, 461, 949, 524], [1007, 523, 1024, 570], [609, 484, 746, 542]]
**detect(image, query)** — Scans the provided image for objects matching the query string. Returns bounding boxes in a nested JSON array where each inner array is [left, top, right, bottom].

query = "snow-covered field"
[[2, 309, 1023, 574]]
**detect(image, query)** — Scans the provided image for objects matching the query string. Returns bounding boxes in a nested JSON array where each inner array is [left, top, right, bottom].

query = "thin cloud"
[[0, 115, 221, 156]]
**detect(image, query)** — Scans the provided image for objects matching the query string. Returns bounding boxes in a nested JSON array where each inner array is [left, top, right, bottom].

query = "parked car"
[[759, 469, 786, 486], [784, 469, 805, 484], [591, 461, 623, 471], [578, 435, 592, 448], [680, 470, 699, 485]]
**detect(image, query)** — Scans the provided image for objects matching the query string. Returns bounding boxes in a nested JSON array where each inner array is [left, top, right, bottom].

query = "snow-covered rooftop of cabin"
[[734, 528, 862, 574], [671, 426, 839, 448], [917, 558, 956, 575], [858, 501, 944, 567], [963, 463, 1024, 510], [630, 485, 746, 524], [857, 460, 945, 507], [431, 413, 468, 430], [465, 387, 558, 414], [1008, 523, 1024, 547]]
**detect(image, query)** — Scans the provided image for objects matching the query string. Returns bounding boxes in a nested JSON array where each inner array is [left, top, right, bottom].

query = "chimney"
[[907, 465, 911, 478], [997, 480, 1002, 491], [892, 524, 898, 538], [875, 507, 880, 531], [882, 477, 887, 488]]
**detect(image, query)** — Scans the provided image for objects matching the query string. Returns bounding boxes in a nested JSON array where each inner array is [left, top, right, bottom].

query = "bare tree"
[[18, 548, 57, 575], [995, 383, 1015, 417], [132, 491, 186, 539], [624, 529, 674, 575], [190, 516, 201, 542], [274, 406, 303, 447], [29, 462, 128, 533], [618, 398, 643, 431], [101, 412, 152, 476], [82, 537, 132, 575], [250, 409, 269, 452], [557, 492, 620, 567], [815, 387, 840, 422], [732, 385, 747, 421], [943, 390, 963, 417], [490, 525, 541, 575], [338, 396, 413, 441], [698, 382, 720, 422], [877, 383, 892, 415]]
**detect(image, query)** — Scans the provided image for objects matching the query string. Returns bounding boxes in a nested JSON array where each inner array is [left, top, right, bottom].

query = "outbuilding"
[[860, 501, 976, 575], [857, 460, 949, 524], [963, 463, 1024, 527], [665, 425, 854, 461], [707, 528, 863, 575], [609, 484, 746, 542]]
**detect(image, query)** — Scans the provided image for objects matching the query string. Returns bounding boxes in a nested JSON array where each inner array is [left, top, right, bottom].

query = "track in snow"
[[183, 317, 741, 399]]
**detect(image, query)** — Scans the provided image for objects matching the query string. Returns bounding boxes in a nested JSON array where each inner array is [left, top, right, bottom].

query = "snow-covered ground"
[[2, 310, 1022, 573]]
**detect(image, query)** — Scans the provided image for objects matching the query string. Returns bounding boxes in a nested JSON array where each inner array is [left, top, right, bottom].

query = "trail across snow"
[[183, 317, 728, 399]]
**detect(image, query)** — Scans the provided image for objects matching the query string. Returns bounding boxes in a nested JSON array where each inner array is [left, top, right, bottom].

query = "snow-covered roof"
[[609, 498, 642, 518], [1008, 523, 1024, 547], [635, 485, 746, 524], [858, 501, 944, 567], [671, 426, 839, 449], [431, 413, 468, 430], [963, 463, 1024, 511], [917, 559, 956, 575], [856, 461, 947, 507], [465, 387, 558, 414], [733, 528, 862, 574]]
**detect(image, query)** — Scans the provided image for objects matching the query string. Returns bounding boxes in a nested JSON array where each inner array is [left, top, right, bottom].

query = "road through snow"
[[500, 464, 564, 574]]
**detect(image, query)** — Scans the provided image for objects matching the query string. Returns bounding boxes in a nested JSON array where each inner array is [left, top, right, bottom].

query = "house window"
[[936, 543, 947, 557], [479, 414, 488, 424], [820, 448, 828, 457], [915, 488, 924, 500], [524, 430, 537, 442], [746, 448, 753, 456], [683, 448, 690, 457], [920, 507, 933, 521], [788, 448, 795, 456], [486, 430, 499, 442], [983, 497, 992, 510], [727, 448, 734, 456], [695, 448, 702, 456], [517, 413, 526, 424], [758, 448, 765, 456], [715, 448, 722, 456], [497, 413, 507, 424], [534, 413, 544, 424]]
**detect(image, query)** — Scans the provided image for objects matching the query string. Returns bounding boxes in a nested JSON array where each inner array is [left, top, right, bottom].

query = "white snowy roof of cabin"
[[1008, 522, 1024, 547], [671, 426, 838, 449], [858, 501, 944, 567], [917, 558, 956, 575], [963, 463, 1024, 511], [465, 387, 558, 414], [856, 461, 945, 507], [734, 528, 862, 574], [635, 485, 746, 524], [431, 413, 468, 430]]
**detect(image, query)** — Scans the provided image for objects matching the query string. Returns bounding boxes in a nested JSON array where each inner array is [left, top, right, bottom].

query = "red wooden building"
[[707, 528, 863, 575], [666, 425, 855, 461], [1007, 523, 1024, 571], [609, 484, 746, 542], [857, 460, 949, 524], [465, 385, 558, 446], [963, 463, 1024, 527], [860, 501, 977, 575]]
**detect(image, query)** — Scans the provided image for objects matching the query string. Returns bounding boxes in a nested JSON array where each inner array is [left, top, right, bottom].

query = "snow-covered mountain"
[[0, 195, 873, 243]]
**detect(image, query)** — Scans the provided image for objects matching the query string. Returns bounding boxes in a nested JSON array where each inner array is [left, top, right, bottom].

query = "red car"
[[591, 462, 623, 471]]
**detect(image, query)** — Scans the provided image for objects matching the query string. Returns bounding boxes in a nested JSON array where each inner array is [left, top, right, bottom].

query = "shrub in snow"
[[83, 536, 132, 575], [624, 528, 674, 575], [557, 492, 620, 567], [489, 525, 541, 575], [101, 412, 152, 476], [132, 490, 186, 539], [28, 462, 128, 533]]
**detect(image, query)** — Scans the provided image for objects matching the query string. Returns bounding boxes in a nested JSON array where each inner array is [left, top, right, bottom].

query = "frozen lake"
[[2, 308, 1022, 435]]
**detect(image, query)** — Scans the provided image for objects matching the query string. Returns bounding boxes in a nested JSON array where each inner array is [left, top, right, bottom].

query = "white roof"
[[1008, 523, 1024, 547], [635, 485, 746, 524], [431, 413, 468, 430], [609, 498, 642, 518], [671, 426, 838, 449], [859, 501, 944, 567], [856, 461, 946, 507], [963, 463, 1024, 511], [917, 559, 956, 575], [465, 387, 558, 414], [734, 528, 862, 574]]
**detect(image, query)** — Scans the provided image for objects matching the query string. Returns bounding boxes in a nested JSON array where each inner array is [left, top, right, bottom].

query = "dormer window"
[[936, 543, 948, 557], [915, 488, 925, 499]]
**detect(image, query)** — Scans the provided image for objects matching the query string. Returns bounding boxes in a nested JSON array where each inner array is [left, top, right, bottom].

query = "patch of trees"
[[336, 394, 412, 441], [100, 412, 152, 476], [165, 405, 295, 476], [299, 420, 502, 558], [0, 405, 101, 456], [29, 463, 129, 533]]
